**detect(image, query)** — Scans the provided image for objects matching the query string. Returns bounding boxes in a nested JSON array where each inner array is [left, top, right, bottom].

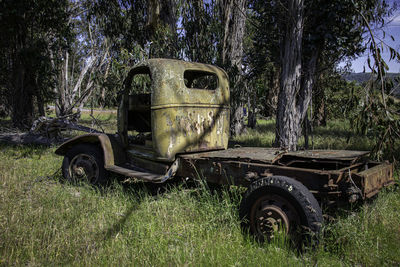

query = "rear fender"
[[55, 133, 125, 167]]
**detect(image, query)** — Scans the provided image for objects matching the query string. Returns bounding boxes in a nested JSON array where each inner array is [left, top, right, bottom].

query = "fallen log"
[[30, 114, 101, 139], [0, 114, 102, 146]]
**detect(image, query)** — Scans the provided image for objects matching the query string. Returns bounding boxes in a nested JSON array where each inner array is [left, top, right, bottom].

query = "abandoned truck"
[[55, 58, 395, 243]]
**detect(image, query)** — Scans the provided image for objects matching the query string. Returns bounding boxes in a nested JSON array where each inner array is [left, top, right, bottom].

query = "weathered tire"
[[239, 176, 323, 247], [62, 144, 108, 186]]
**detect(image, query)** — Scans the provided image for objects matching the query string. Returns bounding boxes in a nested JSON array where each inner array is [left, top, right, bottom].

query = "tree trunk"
[[147, 0, 176, 32], [35, 94, 45, 117], [313, 74, 326, 126], [303, 114, 310, 149], [147, 0, 177, 58], [266, 67, 279, 117], [221, 0, 247, 136], [55, 50, 67, 117], [275, 0, 304, 150], [247, 85, 257, 129], [55, 53, 98, 117], [11, 50, 34, 129]]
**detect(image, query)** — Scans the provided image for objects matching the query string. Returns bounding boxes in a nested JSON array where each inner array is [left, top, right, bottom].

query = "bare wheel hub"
[[69, 153, 99, 183], [74, 166, 85, 177], [250, 193, 300, 242], [257, 205, 289, 238]]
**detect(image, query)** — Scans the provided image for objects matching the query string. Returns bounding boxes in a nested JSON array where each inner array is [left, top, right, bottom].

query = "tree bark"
[[247, 84, 257, 129], [275, 0, 304, 150], [313, 73, 326, 126], [147, 0, 177, 58], [147, 0, 176, 32], [266, 67, 279, 117], [220, 0, 247, 136], [55, 49, 106, 117], [12, 61, 34, 128]]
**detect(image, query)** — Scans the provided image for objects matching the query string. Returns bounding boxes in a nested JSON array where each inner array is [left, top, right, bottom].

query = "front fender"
[[55, 133, 125, 167]]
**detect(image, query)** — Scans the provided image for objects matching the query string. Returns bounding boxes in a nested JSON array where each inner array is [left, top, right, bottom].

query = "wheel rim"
[[69, 153, 99, 183], [250, 194, 300, 242]]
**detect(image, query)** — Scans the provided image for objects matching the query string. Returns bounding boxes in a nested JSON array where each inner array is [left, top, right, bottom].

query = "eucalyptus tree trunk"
[[147, 0, 177, 58], [313, 73, 327, 126], [12, 57, 34, 128], [247, 83, 257, 129], [266, 67, 280, 117], [275, 0, 319, 151], [9, 26, 35, 129], [275, 0, 304, 150], [147, 0, 176, 30], [220, 0, 247, 136], [55, 52, 96, 116]]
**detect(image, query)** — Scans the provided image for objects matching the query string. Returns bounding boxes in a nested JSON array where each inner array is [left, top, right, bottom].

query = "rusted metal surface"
[[177, 149, 394, 204], [55, 133, 126, 167], [352, 161, 395, 198], [181, 147, 284, 164], [284, 150, 370, 161], [181, 148, 370, 166], [119, 59, 230, 162], [127, 154, 169, 175], [250, 194, 294, 241], [68, 153, 100, 183], [177, 157, 331, 190], [105, 159, 179, 183], [277, 150, 370, 169]]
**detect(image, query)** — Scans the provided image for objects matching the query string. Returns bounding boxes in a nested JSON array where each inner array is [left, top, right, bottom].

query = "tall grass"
[[0, 116, 399, 266], [0, 144, 305, 266], [321, 188, 400, 265]]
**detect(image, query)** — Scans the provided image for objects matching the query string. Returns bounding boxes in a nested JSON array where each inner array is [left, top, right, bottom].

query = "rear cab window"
[[184, 70, 218, 90]]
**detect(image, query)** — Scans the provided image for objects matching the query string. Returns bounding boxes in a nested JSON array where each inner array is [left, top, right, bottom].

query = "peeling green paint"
[[120, 59, 230, 162]]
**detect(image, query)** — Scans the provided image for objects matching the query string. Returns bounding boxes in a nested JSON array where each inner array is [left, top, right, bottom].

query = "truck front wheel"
[[239, 176, 322, 247], [62, 144, 108, 186]]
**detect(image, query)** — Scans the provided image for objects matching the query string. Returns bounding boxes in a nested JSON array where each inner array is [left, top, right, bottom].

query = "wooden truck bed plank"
[[283, 150, 369, 161], [180, 148, 370, 166], [180, 147, 285, 164]]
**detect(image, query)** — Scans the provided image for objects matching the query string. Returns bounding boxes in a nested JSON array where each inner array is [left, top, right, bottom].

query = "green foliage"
[[354, 0, 398, 77], [351, 86, 400, 161], [0, 0, 72, 128], [321, 78, 363, 121], [179, 0, 220, 64], [81, 0, 180, 108], [91, 0, 148, 53], [99, 48, 141, 108], [245, 1, 281, 118], [344, 73, 400, 97], [311, 70, 400, 162], [91, 0, 178, 59]]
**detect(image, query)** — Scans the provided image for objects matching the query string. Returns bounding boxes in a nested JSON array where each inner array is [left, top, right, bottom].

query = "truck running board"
[[105, 159, 179, 183]]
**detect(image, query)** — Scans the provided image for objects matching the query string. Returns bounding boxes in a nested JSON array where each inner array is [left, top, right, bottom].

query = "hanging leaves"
[[350, 1, 400, 161]]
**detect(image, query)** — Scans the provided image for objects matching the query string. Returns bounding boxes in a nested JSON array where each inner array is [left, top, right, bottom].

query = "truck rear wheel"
[[239, 176, 322, 247], [62, 144, 108, 186]]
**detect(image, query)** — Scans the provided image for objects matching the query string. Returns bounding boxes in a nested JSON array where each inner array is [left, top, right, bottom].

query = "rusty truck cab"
[[118, 59, 230, 164]]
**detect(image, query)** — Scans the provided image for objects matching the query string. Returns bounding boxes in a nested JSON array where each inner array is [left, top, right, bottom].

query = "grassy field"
[[1, 115, 399, 266]]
